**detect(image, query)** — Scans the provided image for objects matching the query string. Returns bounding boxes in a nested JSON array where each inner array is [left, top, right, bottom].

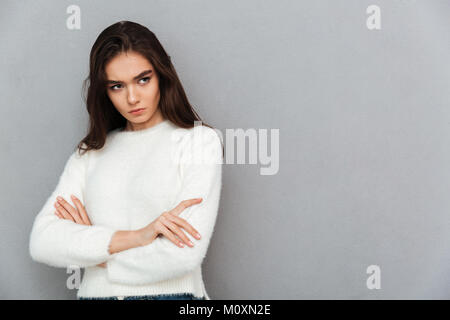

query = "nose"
[[127, 85, 140, 105]]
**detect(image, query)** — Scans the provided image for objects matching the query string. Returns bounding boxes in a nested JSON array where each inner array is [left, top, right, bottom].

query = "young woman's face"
[[104, 50, 163, 131]]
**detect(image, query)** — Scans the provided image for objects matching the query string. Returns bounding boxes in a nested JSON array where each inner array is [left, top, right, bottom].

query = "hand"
[[54, 194, 106, 268], [53, 194, 91, 225], [137, 198, 203, 249]]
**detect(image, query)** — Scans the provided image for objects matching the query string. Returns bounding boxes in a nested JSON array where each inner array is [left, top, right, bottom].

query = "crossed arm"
[[29, 127, 223, 285], [53, 194, 203, 267]]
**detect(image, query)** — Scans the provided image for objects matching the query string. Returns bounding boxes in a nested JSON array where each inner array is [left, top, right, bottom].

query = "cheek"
[[154, 89, 161, 104], [143, 84, 160, 103], [108, 92, 127, 114]]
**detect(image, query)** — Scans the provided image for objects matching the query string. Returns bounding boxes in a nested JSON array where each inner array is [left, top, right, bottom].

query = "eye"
[[139, 76, 151, 84], [108, 77, 151, 91], [109, 84, 122, 91]]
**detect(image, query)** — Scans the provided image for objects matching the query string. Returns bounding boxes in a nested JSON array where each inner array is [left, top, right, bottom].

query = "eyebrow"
[[106, 69, 153, 84]]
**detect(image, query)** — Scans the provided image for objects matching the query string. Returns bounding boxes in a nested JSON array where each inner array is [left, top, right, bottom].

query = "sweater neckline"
[[114, 119, 172, 137]]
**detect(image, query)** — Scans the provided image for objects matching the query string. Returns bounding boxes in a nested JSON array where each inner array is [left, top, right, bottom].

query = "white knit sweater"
[[29, 119, 223, 299]]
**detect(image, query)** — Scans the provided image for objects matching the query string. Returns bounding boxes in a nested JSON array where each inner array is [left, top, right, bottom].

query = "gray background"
[[1, 0, 449, 299]]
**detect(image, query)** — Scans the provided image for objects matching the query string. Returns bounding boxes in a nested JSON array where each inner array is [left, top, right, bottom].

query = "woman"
[[29, 21, 224, 300]]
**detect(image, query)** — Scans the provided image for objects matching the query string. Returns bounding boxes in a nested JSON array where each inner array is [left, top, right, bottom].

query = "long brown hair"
[[77, 21, 220, 156]]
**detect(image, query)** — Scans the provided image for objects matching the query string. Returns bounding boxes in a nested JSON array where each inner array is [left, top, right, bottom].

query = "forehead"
[[104, 51, 153, 80]]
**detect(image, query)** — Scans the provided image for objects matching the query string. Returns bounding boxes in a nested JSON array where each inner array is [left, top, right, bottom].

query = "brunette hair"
[[77, 21, 221, 156]]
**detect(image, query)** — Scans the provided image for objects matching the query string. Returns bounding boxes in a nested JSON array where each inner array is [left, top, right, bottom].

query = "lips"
[[129, 108, 145, 114]]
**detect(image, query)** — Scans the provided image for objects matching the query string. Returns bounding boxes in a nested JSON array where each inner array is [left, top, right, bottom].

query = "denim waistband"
[[78, 292, 206, 300]]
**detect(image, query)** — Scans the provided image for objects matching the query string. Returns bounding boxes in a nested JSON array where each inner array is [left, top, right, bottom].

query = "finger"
[[70, 195, 92, 225], [163, 218, 194, 247], [171, 198, 203, 216], [55, 200, 78, 223], [54, 202, 75, 222], [159, 224, 185, 248], [168, 214, 201, 240], [54, 210, 63, 219], [56, 197, 83, 224]]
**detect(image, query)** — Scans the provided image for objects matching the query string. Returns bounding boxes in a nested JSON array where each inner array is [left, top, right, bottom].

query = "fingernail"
[[71, 194, 76, 199], [195, 233, 201, 239], [188, 241, 194, 246], [57, 196, 63, 201], [179, 242, 184, 247]]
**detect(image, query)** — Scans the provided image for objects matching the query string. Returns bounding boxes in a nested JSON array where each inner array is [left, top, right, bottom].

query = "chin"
[[128, 118, 147, 125]]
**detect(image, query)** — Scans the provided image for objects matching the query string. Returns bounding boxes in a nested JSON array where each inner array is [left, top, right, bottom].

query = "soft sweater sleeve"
[[106, 126, 223, 285], [29, 147, 118, 268]]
